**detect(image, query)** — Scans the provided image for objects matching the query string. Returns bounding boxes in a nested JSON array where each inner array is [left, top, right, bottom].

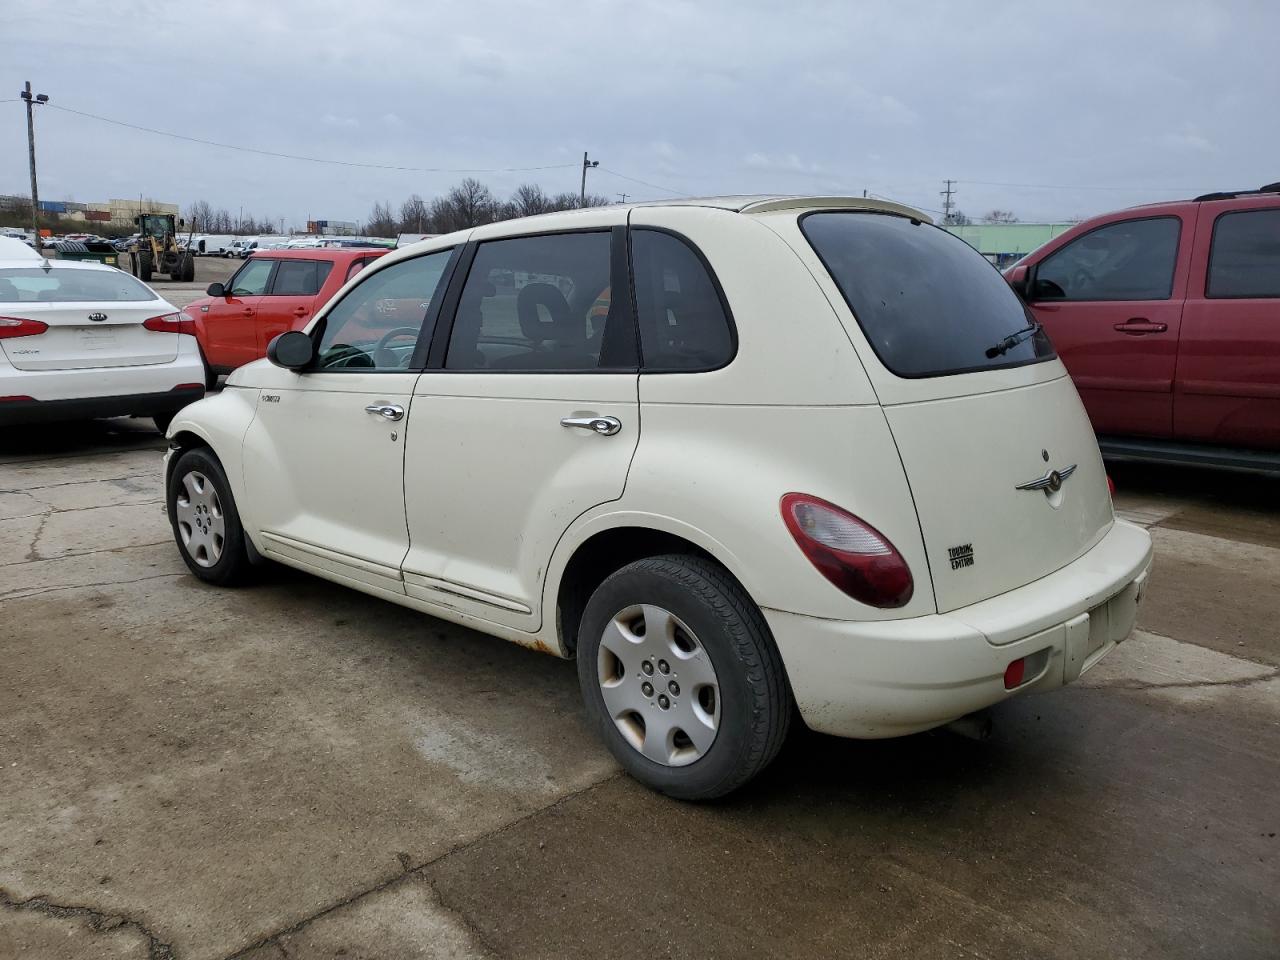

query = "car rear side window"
[[631, 229, 734, 371], [270, 260, 333, 296], [445, 232, 634, 371], [1207, 209, 1280, 298], [1034, 217, 1180, 301], [801, 211, 1054, 378]]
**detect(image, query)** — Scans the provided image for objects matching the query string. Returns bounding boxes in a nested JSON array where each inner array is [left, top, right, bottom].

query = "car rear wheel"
[[152, 410, 177, 435], [167, 448, 252, 586], [576, 555, 792, 800]]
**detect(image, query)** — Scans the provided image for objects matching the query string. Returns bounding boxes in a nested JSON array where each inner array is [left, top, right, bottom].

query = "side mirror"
[[1006, 264, 1031, 299], [267, 330, 314, 370], [206, 281, 226, 298]]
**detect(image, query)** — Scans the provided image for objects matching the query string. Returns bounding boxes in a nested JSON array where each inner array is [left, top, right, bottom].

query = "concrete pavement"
[[1, 424, 1277, 959]]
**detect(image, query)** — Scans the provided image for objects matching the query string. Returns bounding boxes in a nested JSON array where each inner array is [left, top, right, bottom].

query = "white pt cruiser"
[[165, 197, 1153, 799]]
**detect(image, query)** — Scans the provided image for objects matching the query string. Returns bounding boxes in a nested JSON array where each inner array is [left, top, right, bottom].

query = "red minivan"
[[1006, 183, 1280, 472], [187, 247, 388, 384]]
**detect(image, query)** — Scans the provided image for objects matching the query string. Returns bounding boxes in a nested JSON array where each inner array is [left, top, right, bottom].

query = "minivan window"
[[446, 232, 632, 371], [1034, 216, 1180, 301], [1207, 209, 1280, 299], [801, 212, 1055, 378], [0, 268, 156, 302], [314, 250, 452, 370], [270, 259, 333, 296], [631, 229, 734, 370]]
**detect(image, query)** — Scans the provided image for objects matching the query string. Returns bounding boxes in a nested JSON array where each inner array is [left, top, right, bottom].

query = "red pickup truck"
[[1006, 183, 1280, 473], [187, 248, 387, 384]]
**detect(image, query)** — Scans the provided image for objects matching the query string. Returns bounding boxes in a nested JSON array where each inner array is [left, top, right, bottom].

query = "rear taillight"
[[143, 312, 195, 336], [0, 316, 49, 340], [1106, 474, 1116, 497], [780, 493, 914, 608]]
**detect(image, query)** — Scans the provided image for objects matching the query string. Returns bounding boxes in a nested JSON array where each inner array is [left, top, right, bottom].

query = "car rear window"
[[801, 211, 1055, 378], [0, 268, 157, 303]]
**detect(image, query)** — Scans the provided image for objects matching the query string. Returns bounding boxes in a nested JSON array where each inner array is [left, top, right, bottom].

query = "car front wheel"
[[577, 554, 792, 800], [167, 447, 252, 586]]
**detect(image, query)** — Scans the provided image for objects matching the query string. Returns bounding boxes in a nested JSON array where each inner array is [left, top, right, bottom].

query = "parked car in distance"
[[0, 236, 204, 431], [163, 197, 1152, 799], [185, 247, 387, 383], [1006, 182, 1280, 473]]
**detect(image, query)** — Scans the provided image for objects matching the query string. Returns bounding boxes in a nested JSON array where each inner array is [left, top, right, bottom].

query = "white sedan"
[[0, 237, 205, 432]]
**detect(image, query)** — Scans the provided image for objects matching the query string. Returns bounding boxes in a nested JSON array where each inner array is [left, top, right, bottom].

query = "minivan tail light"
[[0, 316, 49, 340], [143, 312, 195, 336], [780, 493, 914, 608]]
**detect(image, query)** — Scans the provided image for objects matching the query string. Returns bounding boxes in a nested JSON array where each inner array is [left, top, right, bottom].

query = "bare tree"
[[187, 200, 215, 232], [399, 194, 429, 233], [365, 200, 398, 237], [982, 209, 1018, 223]]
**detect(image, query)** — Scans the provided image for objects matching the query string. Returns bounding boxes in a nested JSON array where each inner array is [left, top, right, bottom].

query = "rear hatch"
[[0, 265, 177, 370], [797, 210, 1113, 612]]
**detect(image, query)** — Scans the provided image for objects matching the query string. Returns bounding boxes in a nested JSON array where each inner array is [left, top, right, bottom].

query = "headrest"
[[516, 282, 575, 343]]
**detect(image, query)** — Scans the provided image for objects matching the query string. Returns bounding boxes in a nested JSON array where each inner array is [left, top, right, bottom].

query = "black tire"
[[166, 447, 253, 586], [183, 253, 196, 282], [576, 554, 792, 800], [138, 250, 153, 282]]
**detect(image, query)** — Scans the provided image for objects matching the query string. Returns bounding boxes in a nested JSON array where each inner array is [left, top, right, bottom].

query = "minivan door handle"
[[1113, 320, 1168, 334], [365, 403, 404, 421], [561, 415, 621, 436]]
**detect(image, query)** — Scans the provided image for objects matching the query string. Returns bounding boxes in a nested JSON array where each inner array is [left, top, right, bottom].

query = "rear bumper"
[[0, 387, 205, 425], [765, 519, 1153, 738]]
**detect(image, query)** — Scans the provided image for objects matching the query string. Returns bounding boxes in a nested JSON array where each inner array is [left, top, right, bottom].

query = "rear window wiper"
[[984, 320, 1043, 358]]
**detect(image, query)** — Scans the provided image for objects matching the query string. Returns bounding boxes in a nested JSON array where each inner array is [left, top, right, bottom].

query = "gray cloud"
[[3, 0, 1277, 226]]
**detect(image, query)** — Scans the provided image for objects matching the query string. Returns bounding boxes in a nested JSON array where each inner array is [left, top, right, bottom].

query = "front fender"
[[165, 386, 260, 535]]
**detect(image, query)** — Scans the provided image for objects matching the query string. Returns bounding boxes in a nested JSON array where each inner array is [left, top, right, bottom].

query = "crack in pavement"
[[221, 772, 623, 960], [0, 471, 161, 495], [0, 571, 185, 604], [1089, 667, 1280, 693], [0, 887, 176, 959], [2, 538, 172, 570]]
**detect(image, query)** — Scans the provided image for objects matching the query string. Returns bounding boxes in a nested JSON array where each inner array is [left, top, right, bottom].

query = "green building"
[[942, 223, 1075, 267]]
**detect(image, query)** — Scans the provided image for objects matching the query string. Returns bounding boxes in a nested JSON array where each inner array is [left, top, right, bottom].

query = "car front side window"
[[314, 250, 453, 371], [1034, 217, 1180, 302], [229, 259, 275, 296]]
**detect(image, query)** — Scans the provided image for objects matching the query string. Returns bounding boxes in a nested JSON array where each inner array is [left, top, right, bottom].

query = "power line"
[[956, 178, 1198, 192], [597, 167, 695, 198], [940, 179, 957, 222], [42, 103, 579, 175]]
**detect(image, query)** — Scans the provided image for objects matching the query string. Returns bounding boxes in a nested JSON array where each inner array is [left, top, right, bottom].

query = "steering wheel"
[[372, 326, 422, 368], [1069, 267, 1097, 295]]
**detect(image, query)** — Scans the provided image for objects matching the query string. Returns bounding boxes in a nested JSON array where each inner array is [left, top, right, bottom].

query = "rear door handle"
[[561, 415, 621, 436], [365, 403, 404, 421], [1113, 320, 1168, 334]]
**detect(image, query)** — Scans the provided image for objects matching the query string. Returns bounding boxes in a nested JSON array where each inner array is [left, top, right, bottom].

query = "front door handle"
[[365, 403, 405, 421], [561, 415, 621, 436], [293, 307, 308, 317], [1113, 320, 1168, 334]]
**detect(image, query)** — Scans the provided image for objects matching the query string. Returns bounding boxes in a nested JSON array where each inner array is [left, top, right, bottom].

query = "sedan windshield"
[[0, 268, 157, 303]]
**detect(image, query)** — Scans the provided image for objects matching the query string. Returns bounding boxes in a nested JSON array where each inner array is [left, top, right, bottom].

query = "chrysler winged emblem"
[[1016, 464, 1077, 493]]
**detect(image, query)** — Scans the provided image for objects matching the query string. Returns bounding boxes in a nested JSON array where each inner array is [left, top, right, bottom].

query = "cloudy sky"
[[3, 0, 1277, 228]]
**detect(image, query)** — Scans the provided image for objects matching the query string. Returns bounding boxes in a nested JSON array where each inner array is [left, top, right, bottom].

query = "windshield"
[[801, 211, 1055, 378], [0, 268, 157, 303]]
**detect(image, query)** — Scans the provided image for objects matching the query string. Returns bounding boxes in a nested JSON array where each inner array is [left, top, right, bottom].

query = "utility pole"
[[580, 152, 599, 207], [940, 179, 957, 223], [616, 193, 629, 204], [20, 81, 49, 243]]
